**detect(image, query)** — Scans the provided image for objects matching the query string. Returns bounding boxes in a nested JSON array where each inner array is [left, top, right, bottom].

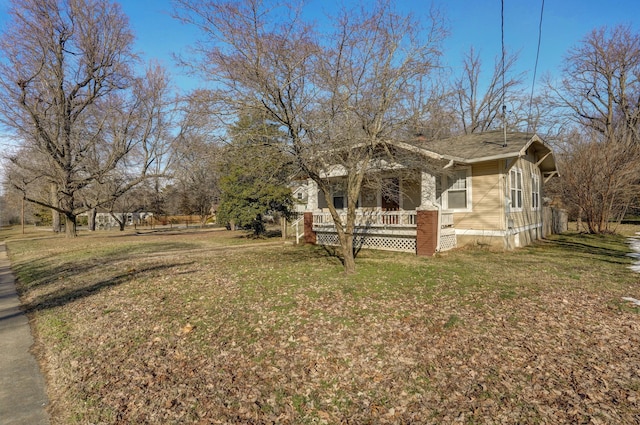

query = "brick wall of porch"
[[416, 209, 438, 256]]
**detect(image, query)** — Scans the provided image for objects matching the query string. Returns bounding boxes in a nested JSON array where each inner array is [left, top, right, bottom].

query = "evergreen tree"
[[217, 114, 293, 236]]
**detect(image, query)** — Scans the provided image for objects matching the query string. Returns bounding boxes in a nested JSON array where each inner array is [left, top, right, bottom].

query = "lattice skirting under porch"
[[439, 231, 457, 252], [440, 233, 457, 251], [316, 232, 417, 253]]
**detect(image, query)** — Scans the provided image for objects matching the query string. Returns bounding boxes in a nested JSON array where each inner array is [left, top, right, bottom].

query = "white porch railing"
[[292, 216, 304, 244], [313, 210, 417, 227], [440, 211, 454, 227], [309, 209, 457, 254]]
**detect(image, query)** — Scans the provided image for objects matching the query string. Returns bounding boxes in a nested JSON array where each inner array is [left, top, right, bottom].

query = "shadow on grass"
[[539, 233, 633, 265], [12, 242, 199, 291], [283, 244, 346, 266], [125, 227, 223, 237], [97, 241, 200, 256], [22, 261, 194, 314]]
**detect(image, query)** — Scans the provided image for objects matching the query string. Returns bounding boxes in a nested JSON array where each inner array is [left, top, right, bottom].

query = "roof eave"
[[447, 151, 522, 164]]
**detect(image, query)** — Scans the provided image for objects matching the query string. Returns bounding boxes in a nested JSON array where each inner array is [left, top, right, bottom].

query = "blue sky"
[[0, 0, 637, 181], [0, 0, 638, 94], [115, 0, 639, 94]]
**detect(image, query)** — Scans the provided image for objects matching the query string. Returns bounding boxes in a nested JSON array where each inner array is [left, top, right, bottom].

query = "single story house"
[[297, 131, 559, 255], [78, 211, 154, 229], [291, 183, 309, 214]]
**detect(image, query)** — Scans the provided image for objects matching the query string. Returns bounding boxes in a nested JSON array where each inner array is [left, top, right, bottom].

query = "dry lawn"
[[4, 225, 640, 424]]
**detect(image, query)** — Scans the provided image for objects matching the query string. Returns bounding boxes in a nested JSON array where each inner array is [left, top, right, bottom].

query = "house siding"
[[453, 161, 504, 243], [506, 152, 544, 247], [453, 154, 547, 249]]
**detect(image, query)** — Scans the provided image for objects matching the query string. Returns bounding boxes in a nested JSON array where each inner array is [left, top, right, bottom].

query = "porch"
[[308, 209, 456, 254], [297, 169, 458, 255]]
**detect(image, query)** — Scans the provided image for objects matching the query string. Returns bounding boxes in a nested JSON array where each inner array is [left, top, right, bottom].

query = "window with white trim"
[[531, 172, 540, 210], [438, 169, 471, 211], [510, 168, 523, 211]]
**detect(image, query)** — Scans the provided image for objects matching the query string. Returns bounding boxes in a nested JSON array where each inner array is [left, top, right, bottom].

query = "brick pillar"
[[416, 209, 438, 256], [303, 212, 316, 245]]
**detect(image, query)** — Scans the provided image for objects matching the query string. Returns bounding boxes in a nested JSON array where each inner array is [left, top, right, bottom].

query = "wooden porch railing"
[[440, 211, 454, 227], [313, 210, 417, 227], [312, 210, 455, 228]]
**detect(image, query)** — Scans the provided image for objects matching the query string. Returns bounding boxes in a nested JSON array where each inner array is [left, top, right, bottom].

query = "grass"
[[3, 224, 640, 424]]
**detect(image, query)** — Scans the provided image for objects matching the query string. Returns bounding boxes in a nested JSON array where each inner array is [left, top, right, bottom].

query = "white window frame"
[[439, 168, 472, 212], [510, 168, 523, 211], [531, 172, 540, 211]]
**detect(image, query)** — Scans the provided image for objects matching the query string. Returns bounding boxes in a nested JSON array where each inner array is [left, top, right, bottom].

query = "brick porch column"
[[416, 209, 438, 256], [303, 212, 316, 245]]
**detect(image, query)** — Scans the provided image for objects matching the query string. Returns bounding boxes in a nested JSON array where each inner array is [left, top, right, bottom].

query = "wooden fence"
[[542, 207, 568, 237]]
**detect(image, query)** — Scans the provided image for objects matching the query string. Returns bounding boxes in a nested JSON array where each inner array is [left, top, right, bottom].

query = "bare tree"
[[0, 0, 170, 237], [174, 0, 446, 273], [451, 47, 527, 134], [552, 129, 639, 233], [547, 25, 640, 233], [166, 90, 224, 226], [552, 25, 640, 145], [85, 63, 176, 226]]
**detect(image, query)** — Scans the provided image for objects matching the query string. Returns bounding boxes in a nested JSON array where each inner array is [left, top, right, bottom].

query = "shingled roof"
[[398, 130, 557, 174]]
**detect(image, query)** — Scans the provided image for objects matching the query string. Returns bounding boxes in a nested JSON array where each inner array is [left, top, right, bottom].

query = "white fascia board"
[[319, 165, 348, 178], [318, 160, 408, 179]]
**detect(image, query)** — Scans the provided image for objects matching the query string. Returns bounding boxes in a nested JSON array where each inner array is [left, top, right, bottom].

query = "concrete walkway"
[[0, 243, 50, 425]]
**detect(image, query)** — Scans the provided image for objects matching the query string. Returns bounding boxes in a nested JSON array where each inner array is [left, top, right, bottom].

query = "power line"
[[527, 0, 545, 135], [501, 0, 507, 147]]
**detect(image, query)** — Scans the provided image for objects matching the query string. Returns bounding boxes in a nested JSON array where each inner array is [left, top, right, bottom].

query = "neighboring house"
[[298, 131, 559, 255], [80, 212, 154, 229], [291, 183, 309, 214]]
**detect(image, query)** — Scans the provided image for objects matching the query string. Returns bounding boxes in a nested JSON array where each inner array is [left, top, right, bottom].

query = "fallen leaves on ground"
[[8, 229, 640, 424]]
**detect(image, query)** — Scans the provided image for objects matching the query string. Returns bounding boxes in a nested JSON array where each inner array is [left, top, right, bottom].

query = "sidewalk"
[[0, 242, 50, 425]]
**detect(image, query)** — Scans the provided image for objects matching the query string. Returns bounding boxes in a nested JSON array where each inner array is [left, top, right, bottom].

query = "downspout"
[[437, 160, 453, 252], [503, 160, 513, 250], [435, 202, 441, 252]]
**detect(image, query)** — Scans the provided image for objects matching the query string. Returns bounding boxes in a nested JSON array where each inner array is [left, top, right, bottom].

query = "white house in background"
[[80, 212, 154, 229], [295, 131, 559, 255], [291, 183, 309, 214]]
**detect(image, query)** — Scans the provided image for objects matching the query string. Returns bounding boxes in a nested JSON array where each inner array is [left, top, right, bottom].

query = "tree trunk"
[[52, 209, 61, 233], [341, 234, 356, 274], [320, 176, 362, 274], [51, 185, 61, 233], [88, 207, 97, 231], [64, 214, 77, 237], [108, 212, 126, 231], [281, 217, 287, 240]]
